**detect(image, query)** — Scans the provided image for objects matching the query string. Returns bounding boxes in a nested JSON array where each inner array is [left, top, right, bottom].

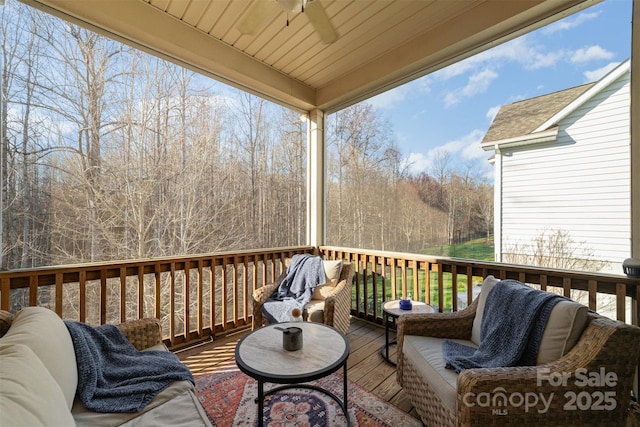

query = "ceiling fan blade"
[[305, 0, 338, 44], [238, 0, 276, 35]]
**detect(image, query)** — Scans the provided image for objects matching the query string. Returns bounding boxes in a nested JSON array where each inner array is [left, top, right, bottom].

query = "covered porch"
[[4, 1, 639, 322], [2, 0, 640, 423]]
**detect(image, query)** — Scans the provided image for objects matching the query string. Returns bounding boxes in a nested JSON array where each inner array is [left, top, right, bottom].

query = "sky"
[[361, 0, 632, 179]]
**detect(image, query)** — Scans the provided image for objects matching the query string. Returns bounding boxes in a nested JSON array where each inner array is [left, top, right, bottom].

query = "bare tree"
[[1, 3, 58, 271], [503, 229, 607, 272], [503, 228, 614, 314], [327, 103, 397, 248], [475, 179, 493, 243], [268, 109, 306, 246], [233, 93, 270, 246]]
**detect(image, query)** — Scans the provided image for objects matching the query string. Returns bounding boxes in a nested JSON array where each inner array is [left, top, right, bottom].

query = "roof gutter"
[[481, 128, 559, 152]]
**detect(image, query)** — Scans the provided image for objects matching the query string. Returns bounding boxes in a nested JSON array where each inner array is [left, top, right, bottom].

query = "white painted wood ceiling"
[[21, 0, 597, 112]]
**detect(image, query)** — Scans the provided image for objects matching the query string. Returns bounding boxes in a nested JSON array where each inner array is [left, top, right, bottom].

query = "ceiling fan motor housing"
[[277, 0, 307, 14]]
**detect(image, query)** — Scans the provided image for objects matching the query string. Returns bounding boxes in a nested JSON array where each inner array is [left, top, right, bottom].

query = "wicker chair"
[[115, 317, 164, 350], [252, 261, 354, 335], [0, 310, 163, 350], [396, 298, 640, 426]]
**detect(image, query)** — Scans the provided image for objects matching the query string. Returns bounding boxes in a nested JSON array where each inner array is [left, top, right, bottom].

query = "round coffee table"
[[235, 322, 350, 427], [380, 300, 436, 366]]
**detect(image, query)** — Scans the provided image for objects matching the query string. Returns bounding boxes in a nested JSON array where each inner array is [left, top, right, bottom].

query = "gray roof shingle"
[[482, 83, 595, 144]]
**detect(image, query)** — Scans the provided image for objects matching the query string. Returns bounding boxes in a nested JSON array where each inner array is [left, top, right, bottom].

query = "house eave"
[[481, 128, 559, 152]]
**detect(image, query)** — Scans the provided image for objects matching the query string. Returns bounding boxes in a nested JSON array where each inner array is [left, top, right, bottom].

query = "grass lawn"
[[354, 237, 495, 316], [422, 236, 494, 260]]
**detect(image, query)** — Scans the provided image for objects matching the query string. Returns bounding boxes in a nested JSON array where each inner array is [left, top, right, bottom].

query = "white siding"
[[500, 72, 630, 270]]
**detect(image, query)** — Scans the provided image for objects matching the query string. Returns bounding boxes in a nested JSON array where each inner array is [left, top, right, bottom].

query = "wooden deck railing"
[[1, 245, 639, 348], [318, 246, 640, 328], [0, 246, 314, 347]]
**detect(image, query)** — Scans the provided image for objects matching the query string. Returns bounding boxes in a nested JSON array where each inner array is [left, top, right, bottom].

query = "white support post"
[[632, 0, 639, 262], [306, 109, 325, 247], [631, 0, 639, 398], [493, 148, 503, 263]]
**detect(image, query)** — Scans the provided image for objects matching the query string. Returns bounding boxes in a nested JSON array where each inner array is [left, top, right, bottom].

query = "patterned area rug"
[[195, 364, 422, 426]]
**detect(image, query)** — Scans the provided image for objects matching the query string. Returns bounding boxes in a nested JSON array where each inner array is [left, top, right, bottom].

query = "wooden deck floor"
[[174, 317, 420, 421]]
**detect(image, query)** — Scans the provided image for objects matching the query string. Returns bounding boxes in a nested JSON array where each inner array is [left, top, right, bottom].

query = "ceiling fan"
[[239, 0, 338, 44]]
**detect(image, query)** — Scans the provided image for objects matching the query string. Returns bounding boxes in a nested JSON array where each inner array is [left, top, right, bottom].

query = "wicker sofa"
[[0, 306, 212, 427], [396, 276, 640, 427], [252, 259, 354, 335]]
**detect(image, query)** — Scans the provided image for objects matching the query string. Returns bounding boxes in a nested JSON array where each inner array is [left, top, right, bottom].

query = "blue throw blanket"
[[443, 280, 564, 373], [261, 254, 326, 324], [65, 321, 194, 413]]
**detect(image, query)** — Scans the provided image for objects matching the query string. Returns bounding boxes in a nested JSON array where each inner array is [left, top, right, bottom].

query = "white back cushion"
[[0, 343, 75, 426], [0, 307, 78, 409], [470, 275, 500, 345], [470, 277, 589, 364], [536, 299, 588, 364], [313, 260, 343, 301], [323, 260, 343, 283]]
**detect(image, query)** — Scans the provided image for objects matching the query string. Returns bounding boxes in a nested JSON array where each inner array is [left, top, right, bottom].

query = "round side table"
[[235, 322, 350, 427], [380, 300, 436, 366]]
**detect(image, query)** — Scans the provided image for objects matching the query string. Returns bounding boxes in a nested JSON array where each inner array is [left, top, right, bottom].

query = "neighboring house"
[[482, 60, 630, 274]]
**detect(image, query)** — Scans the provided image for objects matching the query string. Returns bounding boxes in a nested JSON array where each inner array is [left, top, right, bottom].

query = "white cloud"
[[433, 44, 513, 82], [415, 76, 433, 95], [402, 129, 489, 175], [369, 77, 435, 111], [570, 45, 614, 63], [457, 129, 487, 162], [435, 33, 614, 82], [435, 36, 566, 81], [478, 37, 533, 64], [369, 85, 411, 110], [435, 60, 476, 81], [486, 105, 501, 123], [542, 11, 600, 34], [403, 152, 431, 175], [526, 50, 567, 70], [465, 38, 553, 71], [583, 62, 620, 82], [444, 69, 498, 107]]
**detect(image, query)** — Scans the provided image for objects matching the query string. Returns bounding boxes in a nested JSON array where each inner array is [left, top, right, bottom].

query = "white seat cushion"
[[304, 300, 325, 323], [71, 380, 203, 427], [403, 336, 477, 414], [323, 260, 343, 282]]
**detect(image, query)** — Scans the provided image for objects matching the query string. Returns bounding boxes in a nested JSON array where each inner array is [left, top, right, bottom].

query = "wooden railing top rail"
[[0, 246, 315, 289], [320, 245, 640, 296]]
